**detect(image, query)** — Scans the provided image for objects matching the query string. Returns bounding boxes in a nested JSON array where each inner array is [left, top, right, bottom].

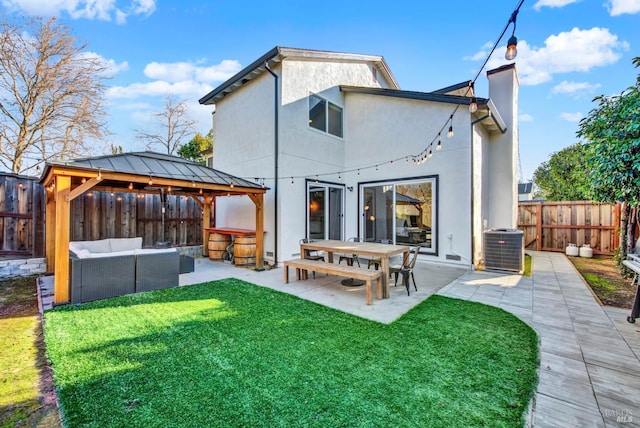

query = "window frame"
[[308, 93, 343, 138]]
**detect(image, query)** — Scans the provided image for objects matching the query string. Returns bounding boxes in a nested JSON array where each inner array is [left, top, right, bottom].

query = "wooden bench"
[[283, 258, 383, 305], [622, 254, 640, 323]]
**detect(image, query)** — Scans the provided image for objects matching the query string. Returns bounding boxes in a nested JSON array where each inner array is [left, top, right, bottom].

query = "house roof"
[[339, 86, 507, 134], [431, 80, 474, 97], [41, 151, 265, 191], [395, 192, 422, 204], [198, 46, 400, 105], [518, 182, 533, 194]]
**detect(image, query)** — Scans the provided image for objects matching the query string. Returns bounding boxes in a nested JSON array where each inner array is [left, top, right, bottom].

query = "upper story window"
[[309, 94, 343, 138]]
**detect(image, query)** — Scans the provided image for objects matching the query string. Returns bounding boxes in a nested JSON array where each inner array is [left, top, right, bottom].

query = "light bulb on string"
[[505, 8, 520, 60], [468, 82, 478, 113], [428, 146, 433, 159], [436, 137, 442, 151], [447, 115, 454, 138], [338, 173, 342, 181], [469, 97, 478, 113], [505, 35, 518, 60]]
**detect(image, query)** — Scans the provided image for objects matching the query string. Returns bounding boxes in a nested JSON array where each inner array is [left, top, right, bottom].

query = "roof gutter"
[[265, 61, 279, 267]]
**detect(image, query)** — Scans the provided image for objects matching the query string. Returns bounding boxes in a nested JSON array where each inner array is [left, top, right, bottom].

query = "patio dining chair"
[[338, 237, 361, 267], [300, 238, 325, 279], [389, 247, 419, 295]]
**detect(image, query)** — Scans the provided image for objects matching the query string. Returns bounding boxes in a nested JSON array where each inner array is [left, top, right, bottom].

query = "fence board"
[[518, 201, 619, 255]]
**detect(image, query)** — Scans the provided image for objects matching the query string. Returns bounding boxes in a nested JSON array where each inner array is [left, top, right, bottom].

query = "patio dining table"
[[299, 239, 410, 299]]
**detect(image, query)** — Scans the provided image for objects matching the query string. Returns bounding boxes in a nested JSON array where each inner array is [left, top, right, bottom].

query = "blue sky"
[[2, 0, 638, 180]]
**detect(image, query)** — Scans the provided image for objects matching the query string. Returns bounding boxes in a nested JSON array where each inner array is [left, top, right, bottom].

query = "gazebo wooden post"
[[53, 175, 71, 304], [45, 188, 56, 272], [202, 195, 213, 257], [249, 193, 264, 269]]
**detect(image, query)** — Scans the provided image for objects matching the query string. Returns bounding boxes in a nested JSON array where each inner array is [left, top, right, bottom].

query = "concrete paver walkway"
[[39, 250, 640, 426]]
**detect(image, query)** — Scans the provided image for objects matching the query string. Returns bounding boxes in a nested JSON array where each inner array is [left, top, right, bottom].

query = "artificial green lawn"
[[44, 279, 539, 428]]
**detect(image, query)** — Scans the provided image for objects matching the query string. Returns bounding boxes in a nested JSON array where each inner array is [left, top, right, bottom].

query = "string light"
[[128, 183, 133, 190], [505, 7, 521, 61], [148, 176, 153, 186], [447, 115, 454, 138], [468, 82, 478, 113], [436, 134, 442, 151], [291, 177, 294, 186]]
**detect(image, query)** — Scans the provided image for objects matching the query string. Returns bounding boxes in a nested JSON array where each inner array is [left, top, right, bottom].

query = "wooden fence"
[[0, 172, 214, 257], [518, 201, 620, 255], [0, 174, 46, 257]]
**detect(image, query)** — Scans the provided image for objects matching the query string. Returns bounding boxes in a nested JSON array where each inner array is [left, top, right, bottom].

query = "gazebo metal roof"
[[43, 151, 264, 191]]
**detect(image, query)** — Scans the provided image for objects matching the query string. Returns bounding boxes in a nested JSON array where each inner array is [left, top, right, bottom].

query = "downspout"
[[470, 113, 491, 268], [265, 62, 279, 266]]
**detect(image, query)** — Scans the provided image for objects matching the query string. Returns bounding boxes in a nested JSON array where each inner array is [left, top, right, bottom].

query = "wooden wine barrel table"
[[205, 228, 257, 265]]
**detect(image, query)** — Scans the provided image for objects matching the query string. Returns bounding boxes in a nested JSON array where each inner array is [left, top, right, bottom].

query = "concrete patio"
[[38, 250, 640, 426]]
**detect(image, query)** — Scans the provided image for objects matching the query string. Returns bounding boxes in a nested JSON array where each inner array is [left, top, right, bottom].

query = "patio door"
[[360, 177, 437, 253], [307, 182, 344, 241]]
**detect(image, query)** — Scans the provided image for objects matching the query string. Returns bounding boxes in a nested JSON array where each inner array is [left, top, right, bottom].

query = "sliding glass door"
[[361, 177, 436, 253], [307, 182, 344, 241]]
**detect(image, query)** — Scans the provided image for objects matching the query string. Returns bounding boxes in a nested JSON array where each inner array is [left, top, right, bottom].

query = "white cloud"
[[533, 0, 580, 10], [144, 60, 242, 84], [552, 80, 601, 97], [560, 112, 583, 122], [606, 0, 640, 15], [1, 0, 156, 23], [476, 27, 628, 86], [79, 51, 129, 76], [519, 113, 534, 122], [107, 80, 213, 99]]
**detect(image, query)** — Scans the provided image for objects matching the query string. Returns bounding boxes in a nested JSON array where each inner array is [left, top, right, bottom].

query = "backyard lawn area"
[[0, 275, 59, 428], [44, 278, 539, 428]]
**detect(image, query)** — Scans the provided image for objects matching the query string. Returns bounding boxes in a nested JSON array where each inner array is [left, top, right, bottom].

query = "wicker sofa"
[[69, 237, 179, 304]]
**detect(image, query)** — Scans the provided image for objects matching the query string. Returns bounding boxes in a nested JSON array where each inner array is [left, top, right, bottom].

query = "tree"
[[0, 15, 109, 174], [136, 95, 196, 155], [577, 56, 640, 259], [532, 142, 592, 201], [177, 130, 213, 165]]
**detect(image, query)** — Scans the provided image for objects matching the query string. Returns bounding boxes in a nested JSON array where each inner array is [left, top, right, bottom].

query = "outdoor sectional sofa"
[[69, 237, 180, 304]]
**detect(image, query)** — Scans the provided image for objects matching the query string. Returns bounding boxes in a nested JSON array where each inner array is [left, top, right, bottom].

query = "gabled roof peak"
[[199, 46, 399, 105]]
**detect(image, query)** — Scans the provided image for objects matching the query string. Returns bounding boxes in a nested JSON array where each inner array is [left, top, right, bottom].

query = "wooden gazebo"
[[40, 152, 266, 305]]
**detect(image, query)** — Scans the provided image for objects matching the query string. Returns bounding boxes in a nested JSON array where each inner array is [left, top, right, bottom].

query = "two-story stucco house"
[[199, 46, 519, 268]]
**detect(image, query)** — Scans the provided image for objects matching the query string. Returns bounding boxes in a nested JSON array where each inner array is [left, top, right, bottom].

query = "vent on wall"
[[483, 229, 524, 273]]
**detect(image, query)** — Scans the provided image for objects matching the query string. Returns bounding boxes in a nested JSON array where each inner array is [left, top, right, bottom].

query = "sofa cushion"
[[73, 249, 91, 259], [109, 237, 143, 252], [134, 248, 177, 255], [70, 239, 111, 253], [85, 250, 136, 258]]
